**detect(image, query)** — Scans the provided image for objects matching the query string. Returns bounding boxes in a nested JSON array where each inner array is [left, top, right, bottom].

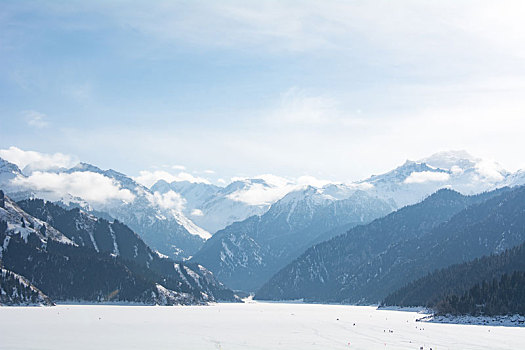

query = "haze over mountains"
[[2, 147, 525, 306]]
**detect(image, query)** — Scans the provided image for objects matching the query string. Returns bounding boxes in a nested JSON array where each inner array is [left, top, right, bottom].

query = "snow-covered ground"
[[0, 301, 523, 350]]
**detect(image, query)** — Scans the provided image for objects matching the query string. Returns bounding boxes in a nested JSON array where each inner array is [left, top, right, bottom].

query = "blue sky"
[[2, 1, 525, 184]]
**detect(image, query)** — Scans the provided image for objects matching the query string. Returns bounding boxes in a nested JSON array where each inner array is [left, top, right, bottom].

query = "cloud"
[[475, 160, 506, 182], [11, 171, 135, 204], [148, 190, 186, 212], [0, 146, 77, 173], [172, 165, 186, 170], [271, 87, 340, 125], [226, 174, 303, 205], [226, 175, 348, 205], [266, 87, 368, 130], [191, 209, 204, 217], [351, 182, 374, 190], [252, 174, 292, 187], [227, 174, 295, 205], [296, 175, 332, 188], [4, 2, 525, 182], [24, 110, 48, 128], [450, 166, 464, 175], [134, 170, 211, 188], [203, 169, 215, 174], [404, 171, 451, 184], [134, 170, 179, 187], [15, 1, 525, 63], [226, 182, 294, 206], [72, 0, 525, 67]]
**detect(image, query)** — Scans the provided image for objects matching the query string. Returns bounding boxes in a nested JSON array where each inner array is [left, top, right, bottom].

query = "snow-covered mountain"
[[151, 151, 523, 238], [0, 191, 238, 305], [256, 186, 525, 304], [191, 186, 394, 291], [0, 158, 23, 186], [502, 169, 525, 188], [2, 149, 525, 266], [186, 150, 525, 292], [357, 150, 513, 207], [0, 159, 209, 259], [65, 163, 211, 257], [0, 191, 74, 248], [151, 176, 295, 233]]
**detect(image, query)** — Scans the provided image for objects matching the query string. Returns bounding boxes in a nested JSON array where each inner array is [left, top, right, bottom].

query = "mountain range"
[[0, 190, 238, 305], [255, 185, 525, 303], [191, 186, 394, 291], [0, 160, 208, 259], [151, 177, 286, 234], [2, 151, 521, 257], [2, 149, 525, 302]]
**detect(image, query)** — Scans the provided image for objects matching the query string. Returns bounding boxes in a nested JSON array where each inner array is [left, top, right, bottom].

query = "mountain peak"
[[68, 162, 104, 174], [0, 157, 23, 176], [425, 187, 462, 201], [363, 160, 437, 186], [419, 150, 479, 171], [276, 185, 324, 206]]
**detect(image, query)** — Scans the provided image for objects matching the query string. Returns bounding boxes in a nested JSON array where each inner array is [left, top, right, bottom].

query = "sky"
[[1, 0, 525, 185]]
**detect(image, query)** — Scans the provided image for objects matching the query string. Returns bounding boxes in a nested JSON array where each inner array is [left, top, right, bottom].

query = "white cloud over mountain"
[[226, 182, 293, 206], [0, 147, 135, 204], [134, 170, 211, 188], [0, 146, 77, 172], [2, 145, 525, 237], [225, 174, 334, 206], [296, 175, 333, 188], [11, 171, 135, 204], [148, 190, 186, 212], [474, 160, 506, 182], [404, 171, 451, 184]]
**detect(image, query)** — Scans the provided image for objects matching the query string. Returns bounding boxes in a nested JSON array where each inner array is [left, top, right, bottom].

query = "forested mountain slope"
[[0, 191, 238, 305], [256, 187, 516, 303]]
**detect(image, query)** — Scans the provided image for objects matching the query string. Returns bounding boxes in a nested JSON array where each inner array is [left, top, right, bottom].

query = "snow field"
[[0, 302, 523, 350]]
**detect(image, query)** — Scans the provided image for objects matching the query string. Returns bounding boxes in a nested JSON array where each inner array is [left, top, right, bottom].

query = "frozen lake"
[[0, 301, 523, 349]]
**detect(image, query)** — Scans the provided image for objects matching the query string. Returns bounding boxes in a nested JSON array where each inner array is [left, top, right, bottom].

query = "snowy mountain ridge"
[[0, 160, 209, 259], [191, 185, 395, 291], [1, 149, 525, 261], [0, 193, 74, 252], [151, 150, 522, 235], [152, 176, 295, 233], [354, 150, 514, 207]]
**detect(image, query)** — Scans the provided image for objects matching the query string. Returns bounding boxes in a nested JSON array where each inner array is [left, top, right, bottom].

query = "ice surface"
[[0, 302, 523, 349]]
